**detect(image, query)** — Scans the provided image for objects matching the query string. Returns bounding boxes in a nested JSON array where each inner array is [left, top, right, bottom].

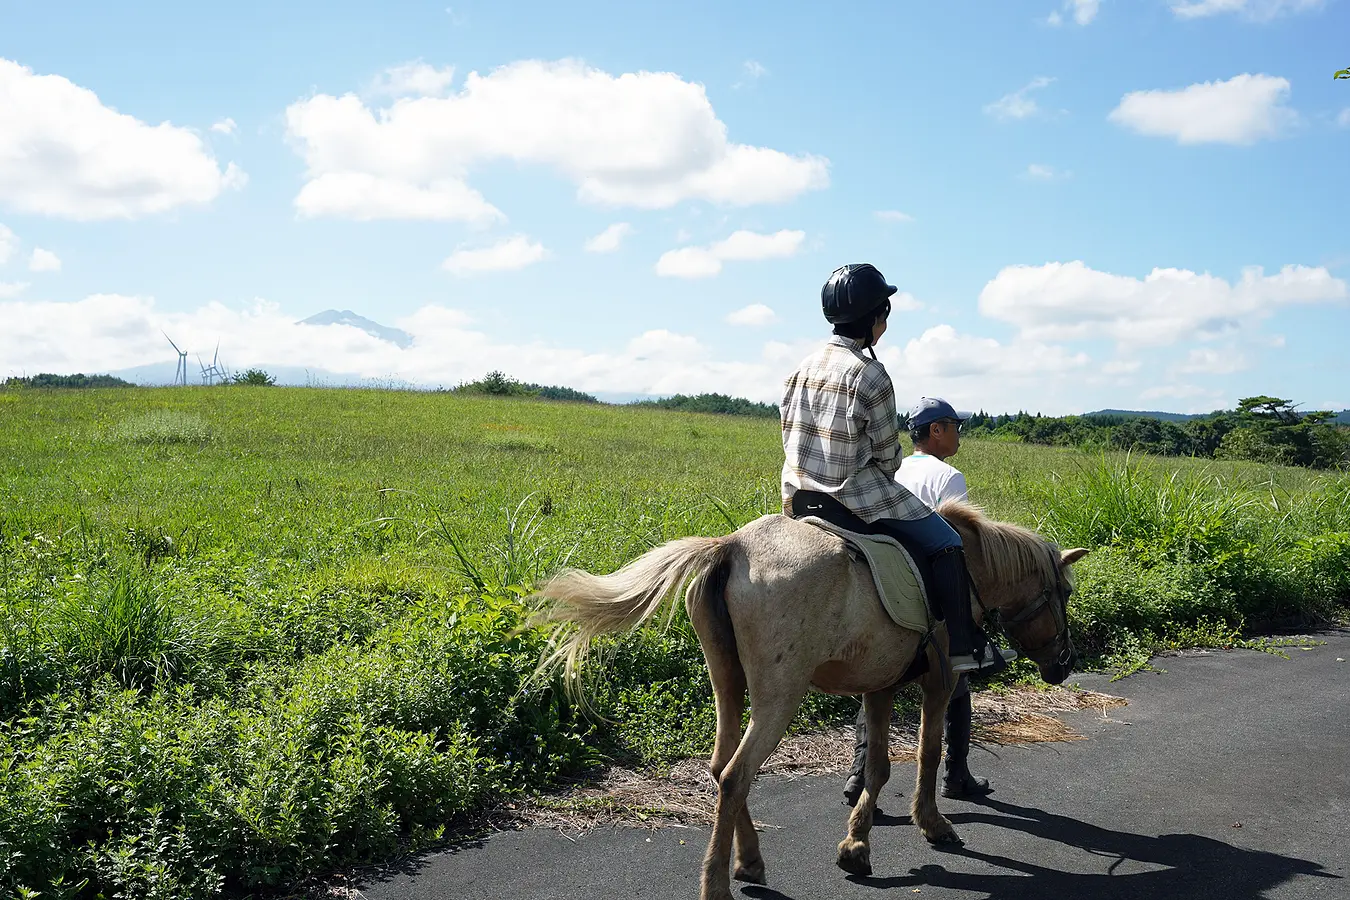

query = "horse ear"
[[1060, 548, 1089, 567]]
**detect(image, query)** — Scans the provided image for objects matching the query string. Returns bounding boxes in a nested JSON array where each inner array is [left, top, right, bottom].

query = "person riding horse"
[[843, 396, 996, 805], [779, 263, 1015, 676]]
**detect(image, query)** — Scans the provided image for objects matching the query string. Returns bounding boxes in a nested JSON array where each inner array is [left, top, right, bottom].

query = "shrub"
[[230, 369, 276, 387]]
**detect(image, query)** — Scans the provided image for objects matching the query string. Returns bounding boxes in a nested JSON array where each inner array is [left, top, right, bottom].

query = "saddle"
[[789, 490, 941, 632]]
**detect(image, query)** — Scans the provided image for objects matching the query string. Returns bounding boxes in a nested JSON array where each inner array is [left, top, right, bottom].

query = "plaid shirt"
[[780, 335, 931, 523]]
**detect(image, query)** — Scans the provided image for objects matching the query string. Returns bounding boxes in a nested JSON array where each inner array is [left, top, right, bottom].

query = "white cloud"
[[1338, 108, 1350, 128], [1171, 0, 1322, 20], [29, 248, 60, 272], [0, 282, 27, 299], [874, 210, 915, 223], [0, 224, 15, 265], [892, 291, 923, 312], [733, 60, 768, 91], [978, 260, 1347, 347], [1048, 0, 1101, 25], [865, 323, 1097, 417], [296, 173, 501, 224], [1102, 359, 1142, 375], [210, 117, 237, 135], [0, 58, 244, 220], [655, 228, 805, 278], [713, 229, 804, 260], [887, 324, 1089, 380], [285, 59, 829, 222], [368, 61, 457, 98], [1023, 163, 1068, 180], [1108, 74, 1296, 145], [584, 222, 633, 253], [442, 234, 548, 275], [1175, 347, 1249, 374], [655, 246, 723, 279], [984, 77, 1055, 121], [726, 304, 777, 326], [626, 329, 704, 360]]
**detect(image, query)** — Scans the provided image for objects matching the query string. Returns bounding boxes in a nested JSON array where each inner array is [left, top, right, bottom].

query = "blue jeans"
[[874, 509, 962, 556]]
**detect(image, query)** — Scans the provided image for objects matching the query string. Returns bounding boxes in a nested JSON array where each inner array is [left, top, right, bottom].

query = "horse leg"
[[837, 687, 896, 876], [701, 685, 806, 900], [700, 641, 763, 885], [911, 660, 960, 844]]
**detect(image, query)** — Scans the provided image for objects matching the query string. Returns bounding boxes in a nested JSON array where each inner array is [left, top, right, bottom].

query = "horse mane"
[[937, 500, 1057, 585]]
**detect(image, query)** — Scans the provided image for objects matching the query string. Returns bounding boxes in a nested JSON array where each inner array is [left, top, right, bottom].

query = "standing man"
[[843, 396, 996, 805]]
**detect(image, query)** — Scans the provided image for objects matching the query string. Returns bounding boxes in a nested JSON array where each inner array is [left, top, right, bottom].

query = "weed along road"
[[359, 631, 1350, 900]]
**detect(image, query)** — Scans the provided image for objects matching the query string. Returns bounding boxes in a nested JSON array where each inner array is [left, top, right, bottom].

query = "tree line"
[[955, 397, 1349, 470]]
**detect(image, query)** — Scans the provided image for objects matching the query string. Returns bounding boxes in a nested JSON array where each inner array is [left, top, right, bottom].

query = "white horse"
[[535, 500, 1087, 900]]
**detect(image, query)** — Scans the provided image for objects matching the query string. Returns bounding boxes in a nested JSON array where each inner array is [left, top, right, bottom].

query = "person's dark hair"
[[831, 298, 891, 345], [909, 421, 934, 444]]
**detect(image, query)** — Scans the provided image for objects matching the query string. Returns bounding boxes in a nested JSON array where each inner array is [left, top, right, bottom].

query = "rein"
[[974, 542, 1073, 667]]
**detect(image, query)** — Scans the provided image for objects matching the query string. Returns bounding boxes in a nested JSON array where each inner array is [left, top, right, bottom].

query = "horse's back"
[[725, 514, 926, 695]]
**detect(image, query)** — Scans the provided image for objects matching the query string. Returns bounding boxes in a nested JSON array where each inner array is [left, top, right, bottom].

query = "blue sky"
[[1, 0, 1347, 413]]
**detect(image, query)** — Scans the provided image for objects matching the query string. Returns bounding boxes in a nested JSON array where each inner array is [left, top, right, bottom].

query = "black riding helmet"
[[821, 263, 898, 325]]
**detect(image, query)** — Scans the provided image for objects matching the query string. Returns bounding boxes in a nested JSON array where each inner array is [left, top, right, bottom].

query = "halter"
[[975, 542, 1074, 668]]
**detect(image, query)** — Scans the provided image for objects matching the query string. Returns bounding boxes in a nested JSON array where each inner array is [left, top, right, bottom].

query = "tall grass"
[[108, 409, 213, 445], [0, 386, 1346, 898], [1031, 455, 1350, 668]]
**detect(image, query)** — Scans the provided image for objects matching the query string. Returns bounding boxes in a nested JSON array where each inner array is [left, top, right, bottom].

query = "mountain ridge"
[[298, 309, 413, 348]]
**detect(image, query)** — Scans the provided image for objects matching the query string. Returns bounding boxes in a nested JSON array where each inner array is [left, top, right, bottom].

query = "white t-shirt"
[[896, 452, 968, 511]]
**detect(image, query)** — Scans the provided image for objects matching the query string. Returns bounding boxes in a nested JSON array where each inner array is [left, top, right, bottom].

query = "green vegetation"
[[959, 396, 1350, 470], [229, 368, 278, 387], [633, 392, 779, 418], [3, 373, 135, 388], [1, 386, 1346, 897], [450, 370, 599, 403]]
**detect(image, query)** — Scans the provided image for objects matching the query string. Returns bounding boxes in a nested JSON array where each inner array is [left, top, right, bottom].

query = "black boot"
[[942, 687, 993, 799], [930, 547, 1014, 675], [843, 703, 868, 806]]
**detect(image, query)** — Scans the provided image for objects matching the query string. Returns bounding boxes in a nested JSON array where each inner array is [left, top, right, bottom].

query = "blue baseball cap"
[[907, 397, 972, 428]]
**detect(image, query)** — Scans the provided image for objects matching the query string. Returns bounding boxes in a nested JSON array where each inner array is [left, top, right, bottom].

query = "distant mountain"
[[594, 390, 670, 405], [1083, 408, 1210, 422], [299, 309, 413, 348], [1086, 408, 1350, 425]]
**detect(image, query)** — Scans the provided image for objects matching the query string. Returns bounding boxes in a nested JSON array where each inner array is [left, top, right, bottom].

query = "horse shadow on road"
[[830, 796, 1339, 900]]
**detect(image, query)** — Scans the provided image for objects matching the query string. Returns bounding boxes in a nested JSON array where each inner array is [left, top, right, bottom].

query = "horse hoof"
[[836, 838, 873, 876], [733, 858, 766, 885], [924, 829, 963, 846]]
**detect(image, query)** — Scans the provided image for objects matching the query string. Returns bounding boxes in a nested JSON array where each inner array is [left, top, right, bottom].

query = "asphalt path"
[[360, 631, 1350, 900]]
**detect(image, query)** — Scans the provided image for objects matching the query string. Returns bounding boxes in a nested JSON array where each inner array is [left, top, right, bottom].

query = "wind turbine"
[[198, 341, 225, 385], [163, 332, 188, 386]]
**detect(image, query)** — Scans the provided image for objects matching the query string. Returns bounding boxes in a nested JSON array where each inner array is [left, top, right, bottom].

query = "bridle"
[[976, 542, 1074, 668]]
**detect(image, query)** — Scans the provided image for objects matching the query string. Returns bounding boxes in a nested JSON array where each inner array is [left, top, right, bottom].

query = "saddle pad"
[[799, 516, 933, 634]]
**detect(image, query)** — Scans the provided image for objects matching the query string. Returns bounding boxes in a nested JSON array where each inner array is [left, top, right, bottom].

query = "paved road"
[[361, 631, 1350, 900]]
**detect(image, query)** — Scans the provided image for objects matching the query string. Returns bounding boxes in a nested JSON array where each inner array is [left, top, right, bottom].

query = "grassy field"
[[2, 386, 1348, 899]]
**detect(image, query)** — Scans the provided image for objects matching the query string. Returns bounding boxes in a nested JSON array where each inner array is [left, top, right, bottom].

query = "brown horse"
[[534, 500, 1087, 900]]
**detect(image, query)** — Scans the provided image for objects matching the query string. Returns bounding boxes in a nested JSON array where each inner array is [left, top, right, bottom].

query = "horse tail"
[[532, 535, 732, 692]]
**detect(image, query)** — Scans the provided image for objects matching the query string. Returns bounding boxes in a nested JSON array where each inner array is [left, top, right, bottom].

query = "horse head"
[[938, 501, 1089, 686], [997, 544, 1089, 685]]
